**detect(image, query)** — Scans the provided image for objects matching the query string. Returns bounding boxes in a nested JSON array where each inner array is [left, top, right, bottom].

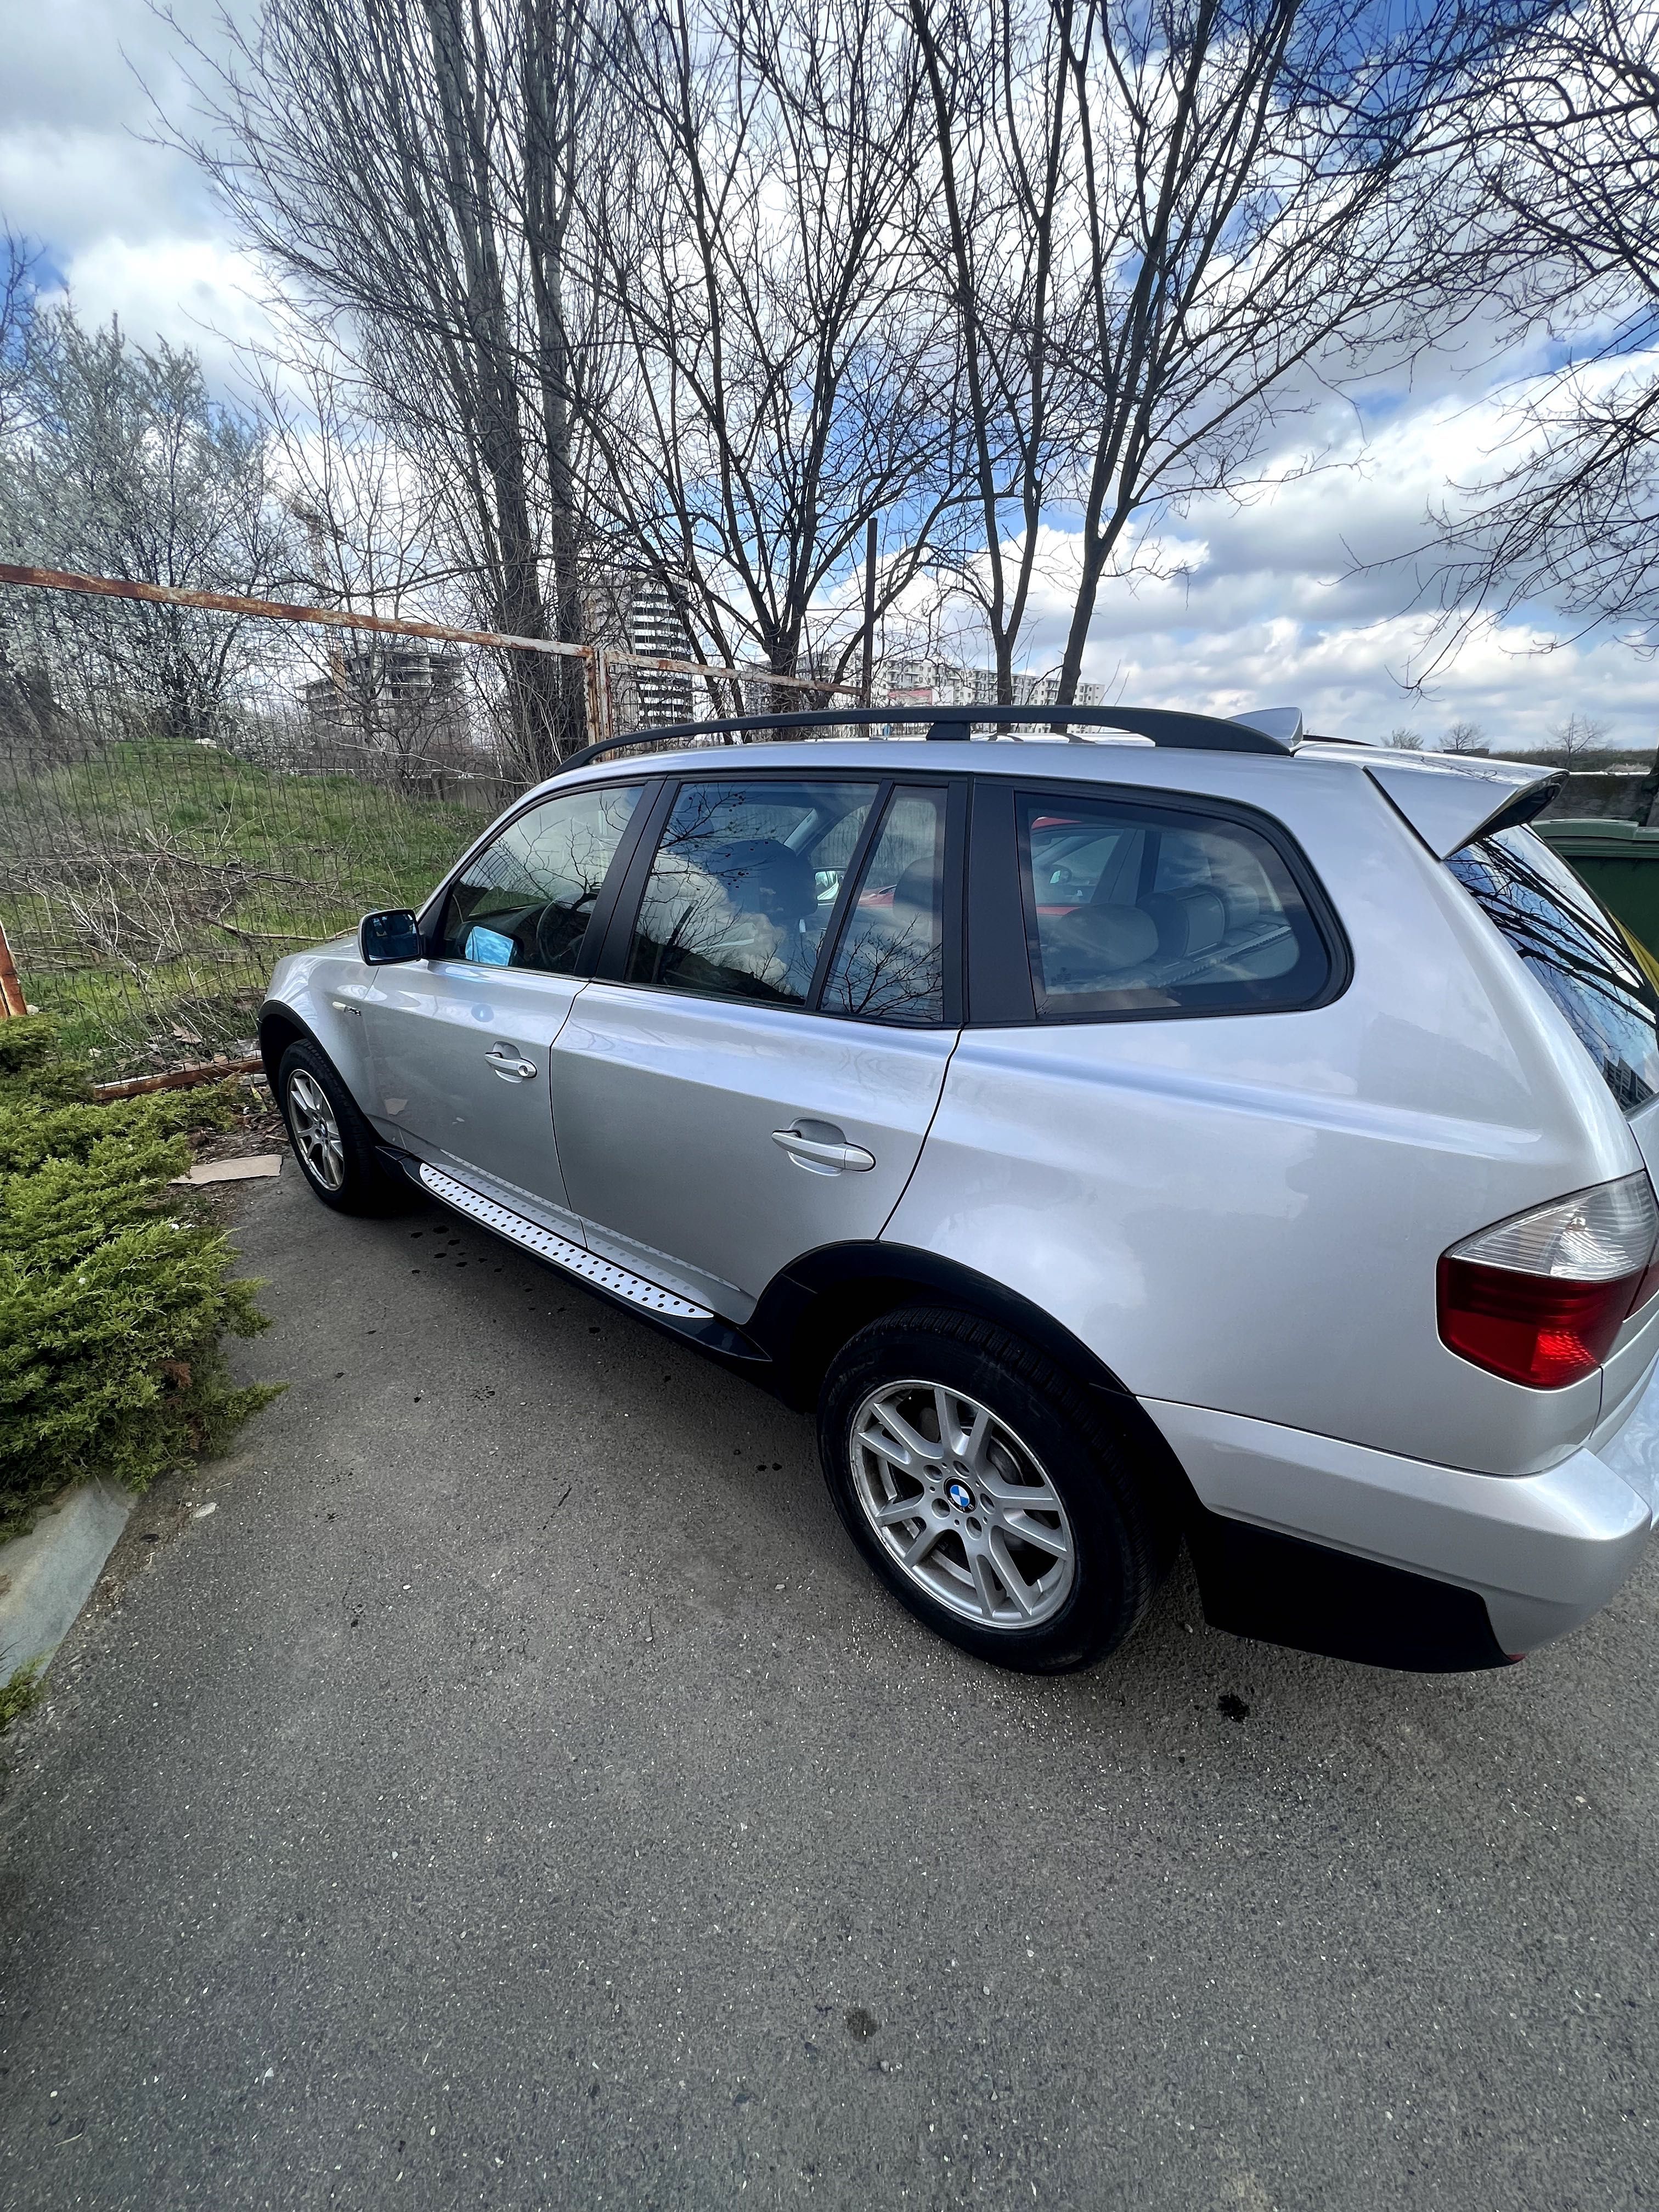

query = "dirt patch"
[[187, 1075, 290, 1166]]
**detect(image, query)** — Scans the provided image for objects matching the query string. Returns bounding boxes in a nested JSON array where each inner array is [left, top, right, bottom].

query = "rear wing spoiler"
[[1365, 759, 1566, 859]]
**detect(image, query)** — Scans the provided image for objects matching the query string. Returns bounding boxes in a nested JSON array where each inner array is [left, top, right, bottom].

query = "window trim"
[[592, 767, 967, 1026], [969, 780, 1351, 1028], [415, 776, 661, 976]]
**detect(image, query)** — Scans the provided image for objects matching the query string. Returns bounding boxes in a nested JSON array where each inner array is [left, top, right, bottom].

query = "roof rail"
[[557, 700, 1303, 774]]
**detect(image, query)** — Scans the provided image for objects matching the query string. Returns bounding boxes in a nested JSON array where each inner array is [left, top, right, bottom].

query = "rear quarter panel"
[[884, 758, 1643, 1475]]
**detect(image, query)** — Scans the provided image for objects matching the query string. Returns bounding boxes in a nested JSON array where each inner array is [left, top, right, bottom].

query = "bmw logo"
[[947, 1480, 975, 1512]]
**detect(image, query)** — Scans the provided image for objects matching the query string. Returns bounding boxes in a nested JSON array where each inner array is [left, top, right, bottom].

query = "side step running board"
[[419, 1163, 711, 1316], [389, 1153, 769, 1366]]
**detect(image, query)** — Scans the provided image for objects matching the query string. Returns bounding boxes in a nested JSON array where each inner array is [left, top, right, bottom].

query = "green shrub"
[[0, 1018, 279, 1540], [0, 1660, 44, 1739]]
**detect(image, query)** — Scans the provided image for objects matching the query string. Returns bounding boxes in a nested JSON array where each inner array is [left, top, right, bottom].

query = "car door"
[[360, 780, 647, 1235], [548, 773, 964, 1318]]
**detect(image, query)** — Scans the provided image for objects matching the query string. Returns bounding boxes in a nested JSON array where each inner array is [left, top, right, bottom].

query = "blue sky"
[[3, 0, 1655, 754]]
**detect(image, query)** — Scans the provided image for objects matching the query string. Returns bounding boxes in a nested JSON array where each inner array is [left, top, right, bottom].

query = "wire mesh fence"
[[0, 569, 857, 1074]]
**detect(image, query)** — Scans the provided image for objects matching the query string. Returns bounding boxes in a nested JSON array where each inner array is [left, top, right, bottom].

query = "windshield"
[[1446, 825, 1659, 1113]]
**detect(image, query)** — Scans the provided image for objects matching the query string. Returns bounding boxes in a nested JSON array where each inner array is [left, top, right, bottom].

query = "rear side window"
[[1016, 792, 1333, 1019], [1447, 825, 1659, 1113]]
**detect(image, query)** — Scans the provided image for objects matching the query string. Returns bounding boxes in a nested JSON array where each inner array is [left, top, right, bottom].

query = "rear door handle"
[[772, 1125, 876, 1173], [486, 1046, 538, 1081]]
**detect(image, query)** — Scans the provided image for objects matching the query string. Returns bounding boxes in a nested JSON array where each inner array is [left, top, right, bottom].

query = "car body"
[[261, 705, 1659, 1672]]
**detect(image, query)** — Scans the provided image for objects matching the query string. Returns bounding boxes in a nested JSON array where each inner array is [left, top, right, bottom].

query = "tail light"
[[1438, 1172, 1659, 1389]]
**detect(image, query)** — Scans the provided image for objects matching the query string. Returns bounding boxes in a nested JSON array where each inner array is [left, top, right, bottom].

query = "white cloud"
[[0, 0, 268, 378], [924, 365, 1659, 753]]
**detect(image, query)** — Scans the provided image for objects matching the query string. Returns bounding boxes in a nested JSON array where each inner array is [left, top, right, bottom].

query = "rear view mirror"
[[360, 909, 422, 964]]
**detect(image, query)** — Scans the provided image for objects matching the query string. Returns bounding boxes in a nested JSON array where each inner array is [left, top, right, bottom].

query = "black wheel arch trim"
[[258, 1000, 330, 1090], [750, 1239, 1142, 1411]]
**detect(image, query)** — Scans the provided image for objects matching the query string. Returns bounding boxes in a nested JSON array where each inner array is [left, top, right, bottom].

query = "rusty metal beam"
[[0, 918, 26, 1018], [0, 563, 591, 660], [0, 563, 859, 698], [602, 645, 857, 693]]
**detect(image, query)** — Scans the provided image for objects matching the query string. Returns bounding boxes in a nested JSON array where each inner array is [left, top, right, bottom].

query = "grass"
[[0, 1659, 44, 1740], [0, 738, 515, 1069]]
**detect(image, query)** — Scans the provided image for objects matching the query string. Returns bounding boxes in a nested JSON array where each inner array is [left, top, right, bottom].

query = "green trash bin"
[[1532, 817, 1659, 957]]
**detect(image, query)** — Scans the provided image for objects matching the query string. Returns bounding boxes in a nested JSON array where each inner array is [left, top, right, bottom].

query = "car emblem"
[[947, 1480, 974, 1511]]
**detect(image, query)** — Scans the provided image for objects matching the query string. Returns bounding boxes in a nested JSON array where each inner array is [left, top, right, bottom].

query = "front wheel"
[[276, 1040, 408, 1215], [817, 1307, 1174, 1672]]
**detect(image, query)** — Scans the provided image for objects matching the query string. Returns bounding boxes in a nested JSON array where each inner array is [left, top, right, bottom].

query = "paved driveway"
[[2, 1170, 1656, 2211]]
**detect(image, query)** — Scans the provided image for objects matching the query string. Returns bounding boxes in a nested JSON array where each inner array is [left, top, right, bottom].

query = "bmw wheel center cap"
[[947, 1480, 975, 1513]]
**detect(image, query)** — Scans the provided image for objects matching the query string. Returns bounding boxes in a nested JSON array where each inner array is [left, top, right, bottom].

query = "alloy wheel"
[[286, 1069, 346, 1192], [848, 1378, 1075, 1628]]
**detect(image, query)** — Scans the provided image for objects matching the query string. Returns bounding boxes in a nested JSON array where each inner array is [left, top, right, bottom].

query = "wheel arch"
[[752, 1242, 1180, 1472], [258, 1000, 323, 1090]]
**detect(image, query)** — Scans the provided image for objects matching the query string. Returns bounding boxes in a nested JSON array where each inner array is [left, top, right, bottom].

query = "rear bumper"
[[1145, 1379, 1658, 1666]]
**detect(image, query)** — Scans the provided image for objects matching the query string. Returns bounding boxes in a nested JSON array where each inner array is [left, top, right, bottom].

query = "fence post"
[[0, 918, 26, 1018], [595, 647, 614, 747], [582, 646, 603, 755]]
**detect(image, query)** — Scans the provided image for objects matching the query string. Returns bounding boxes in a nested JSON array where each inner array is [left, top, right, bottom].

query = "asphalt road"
[[2, 1167, 1657, 2212]]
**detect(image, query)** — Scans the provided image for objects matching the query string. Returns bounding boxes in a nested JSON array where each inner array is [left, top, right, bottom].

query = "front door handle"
[[772, 1124, 876, 1174], [486, 1046, 538, 1081]]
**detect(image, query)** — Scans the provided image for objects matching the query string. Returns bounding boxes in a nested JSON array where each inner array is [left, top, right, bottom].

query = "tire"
[[817, 1306, 1175, 1672], [276, 1039, 409, 1215]]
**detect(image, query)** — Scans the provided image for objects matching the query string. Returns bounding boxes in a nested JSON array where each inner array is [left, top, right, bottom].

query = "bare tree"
[[580, 0, 961, 691], [0, 232, 34, 448], [910, 0, 1529, 701], [1440, 718, 1487, 754], [0, 304, 297, 745], [1427, 0, 1659, 652], [1548, 712, 1607, 770], [173, 0, 601, 771]]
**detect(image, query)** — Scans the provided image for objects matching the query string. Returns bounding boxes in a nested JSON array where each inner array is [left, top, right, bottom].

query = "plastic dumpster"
[[1533, 817, 1659, 957]]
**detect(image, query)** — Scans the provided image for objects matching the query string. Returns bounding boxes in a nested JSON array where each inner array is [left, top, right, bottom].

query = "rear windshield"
[[1446, 825, 1659, 1113]]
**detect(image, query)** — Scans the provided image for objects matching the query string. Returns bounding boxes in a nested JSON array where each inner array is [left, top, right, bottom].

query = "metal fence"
[[0, 566, 856, 1074]]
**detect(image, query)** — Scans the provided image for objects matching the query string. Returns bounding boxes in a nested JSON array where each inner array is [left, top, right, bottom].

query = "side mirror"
[[360, 909, 422, 965]]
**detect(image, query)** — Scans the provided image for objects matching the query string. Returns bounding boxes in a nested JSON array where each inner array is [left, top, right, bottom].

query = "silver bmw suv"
[[261, 704, 1659, 1674]]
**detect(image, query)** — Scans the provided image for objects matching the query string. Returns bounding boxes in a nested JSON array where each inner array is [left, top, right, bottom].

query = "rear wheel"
[[817, 1307, 1173, 1672], [276, 1040, 408, 1215]]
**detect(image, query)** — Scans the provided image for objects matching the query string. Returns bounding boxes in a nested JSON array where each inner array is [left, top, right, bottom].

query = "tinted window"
[[1447, 825, 1659, 1113], [625, 780, 878, 1006], [1017, 792, 1331, 1019], [821, 785, 948, 1025], [437, 784, 641, 972]]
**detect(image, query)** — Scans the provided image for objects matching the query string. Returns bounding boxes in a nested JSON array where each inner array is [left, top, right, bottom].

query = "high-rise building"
[[301, 644, 471, 760], [583, 571, 697, 727], [872, 658, 1103, 712]]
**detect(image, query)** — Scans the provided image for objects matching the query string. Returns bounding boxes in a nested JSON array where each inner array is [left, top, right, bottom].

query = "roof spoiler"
[[1365, 758, 1566, 859]]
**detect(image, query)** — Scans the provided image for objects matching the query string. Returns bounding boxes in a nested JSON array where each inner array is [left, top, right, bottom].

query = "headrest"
[[702, 837, 819, 925], [891, 859, 938, 918], [1046, 903, 1159, 976], [1143, 889, 1226, 960]]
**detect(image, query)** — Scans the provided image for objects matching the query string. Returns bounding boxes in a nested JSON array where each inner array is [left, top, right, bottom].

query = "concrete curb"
[[0, 1480, 133, 1677]]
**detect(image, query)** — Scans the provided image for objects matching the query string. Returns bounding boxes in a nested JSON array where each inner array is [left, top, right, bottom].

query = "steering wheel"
[[535, 891, 594, 970]]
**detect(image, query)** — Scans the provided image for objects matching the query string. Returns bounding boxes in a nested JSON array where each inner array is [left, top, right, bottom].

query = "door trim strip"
[[417, 1162, 713, 1319]]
